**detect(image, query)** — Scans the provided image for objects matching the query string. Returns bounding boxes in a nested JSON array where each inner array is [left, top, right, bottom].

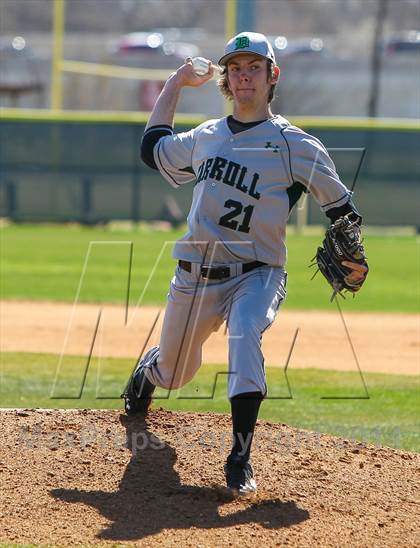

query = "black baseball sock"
[[229, 391, 264, 463]]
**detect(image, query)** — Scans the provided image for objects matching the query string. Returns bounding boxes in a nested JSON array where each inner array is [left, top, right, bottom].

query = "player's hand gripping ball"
[[179, 56, 215, 87]]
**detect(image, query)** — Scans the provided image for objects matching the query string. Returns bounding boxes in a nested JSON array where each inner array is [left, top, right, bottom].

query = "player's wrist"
[[166, 71, 186, 91]]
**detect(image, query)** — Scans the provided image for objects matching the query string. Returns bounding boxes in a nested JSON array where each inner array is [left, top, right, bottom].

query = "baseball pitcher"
[[122, 32, 368, 497]]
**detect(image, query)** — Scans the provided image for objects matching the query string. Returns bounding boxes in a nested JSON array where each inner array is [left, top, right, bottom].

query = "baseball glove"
[[312, 214, 368, 300]]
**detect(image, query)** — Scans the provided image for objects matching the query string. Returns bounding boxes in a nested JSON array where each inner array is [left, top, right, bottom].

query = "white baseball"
[[192, 56, 210, 76]]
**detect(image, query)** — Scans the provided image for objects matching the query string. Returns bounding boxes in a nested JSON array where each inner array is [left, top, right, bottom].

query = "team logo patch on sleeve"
[[235, 36, 250, 49], [265, 142, 280, 153]]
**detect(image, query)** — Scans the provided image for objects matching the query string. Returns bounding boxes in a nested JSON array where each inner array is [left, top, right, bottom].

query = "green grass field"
[[1, 224, 419, 454], [1, 223, 419, 311], [1, 351, 418, 452]]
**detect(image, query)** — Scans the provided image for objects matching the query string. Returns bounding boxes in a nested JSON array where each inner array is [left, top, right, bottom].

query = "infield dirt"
[[1, 408, 419, 547], [2, 301, 419, 375]]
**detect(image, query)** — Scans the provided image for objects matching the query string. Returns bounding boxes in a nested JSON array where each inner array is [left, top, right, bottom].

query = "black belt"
[[178, 260, 267, 280]]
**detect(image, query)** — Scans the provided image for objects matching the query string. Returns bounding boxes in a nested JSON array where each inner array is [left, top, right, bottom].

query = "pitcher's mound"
[[1, 409, 418, 546]]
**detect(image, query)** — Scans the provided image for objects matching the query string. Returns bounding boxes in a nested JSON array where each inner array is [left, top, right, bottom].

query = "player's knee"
[[229, 374, 266, 398], [154, 357, 197, 390]]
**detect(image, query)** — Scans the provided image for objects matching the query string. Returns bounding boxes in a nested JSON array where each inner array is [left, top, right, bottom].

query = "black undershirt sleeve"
[[326, 199, 362, 225], [140, 125, 173, 170]]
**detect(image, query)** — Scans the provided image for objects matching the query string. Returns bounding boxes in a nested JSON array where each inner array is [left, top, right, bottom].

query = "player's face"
[[226, 54, 274, 106]]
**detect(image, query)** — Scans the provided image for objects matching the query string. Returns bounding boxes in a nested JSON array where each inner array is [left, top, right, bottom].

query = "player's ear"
[[272, 65, 280, 85]]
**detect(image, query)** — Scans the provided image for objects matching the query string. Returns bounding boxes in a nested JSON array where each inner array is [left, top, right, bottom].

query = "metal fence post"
[[81, 176, 92, 224], [131, 170, 140, 223], [6, 180, 17, 220], [131, 125, 141, 223]]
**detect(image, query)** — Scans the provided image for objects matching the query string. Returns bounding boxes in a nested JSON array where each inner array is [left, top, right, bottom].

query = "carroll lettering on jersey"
[[196, 156, 261, 200]]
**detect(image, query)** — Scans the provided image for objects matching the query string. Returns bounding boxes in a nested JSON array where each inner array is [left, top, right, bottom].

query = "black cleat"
[[224, 454, 257, 497], [121, 346, 158, 416]]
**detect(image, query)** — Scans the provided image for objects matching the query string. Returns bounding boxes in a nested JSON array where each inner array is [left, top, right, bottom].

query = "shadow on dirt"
[[51, 415, 309, 541]]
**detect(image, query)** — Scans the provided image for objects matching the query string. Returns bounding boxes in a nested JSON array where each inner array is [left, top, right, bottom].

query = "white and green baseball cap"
[[218, 32, 276, 66]]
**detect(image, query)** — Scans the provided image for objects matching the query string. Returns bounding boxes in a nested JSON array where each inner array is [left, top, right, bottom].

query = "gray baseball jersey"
[[153, 115, 350, 266], [142, 115, 351, 398]]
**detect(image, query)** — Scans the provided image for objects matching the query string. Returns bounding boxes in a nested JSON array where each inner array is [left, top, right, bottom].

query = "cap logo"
[[235, 36, 250, 50]]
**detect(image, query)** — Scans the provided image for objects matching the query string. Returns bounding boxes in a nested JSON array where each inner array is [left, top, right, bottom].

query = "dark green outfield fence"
[[0, 111, 419, 227]]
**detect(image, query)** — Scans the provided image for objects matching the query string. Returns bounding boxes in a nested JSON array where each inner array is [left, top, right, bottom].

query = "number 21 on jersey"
[[218, 199, 254, 234]]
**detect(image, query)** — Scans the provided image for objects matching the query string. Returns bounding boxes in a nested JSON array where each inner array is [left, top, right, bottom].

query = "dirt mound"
[[1, 409, 419, 547]]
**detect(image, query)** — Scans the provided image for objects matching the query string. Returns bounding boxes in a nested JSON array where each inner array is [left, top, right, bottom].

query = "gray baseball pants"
[[143, 263, 287, 398]]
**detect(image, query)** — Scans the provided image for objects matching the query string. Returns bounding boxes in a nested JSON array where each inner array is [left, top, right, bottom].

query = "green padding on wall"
[[0, 117, 419, 226]]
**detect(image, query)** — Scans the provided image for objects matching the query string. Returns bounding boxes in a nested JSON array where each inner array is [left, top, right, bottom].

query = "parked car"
[[106, 32, 200, 111], [384, 31, 420, 55], [109, 32, 199, 63], [0, 37, 44, 107], [269, 36, 329, 58]]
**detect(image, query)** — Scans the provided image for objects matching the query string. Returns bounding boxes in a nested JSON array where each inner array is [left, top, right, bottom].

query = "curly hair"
[[217, 60, 277, 104]]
